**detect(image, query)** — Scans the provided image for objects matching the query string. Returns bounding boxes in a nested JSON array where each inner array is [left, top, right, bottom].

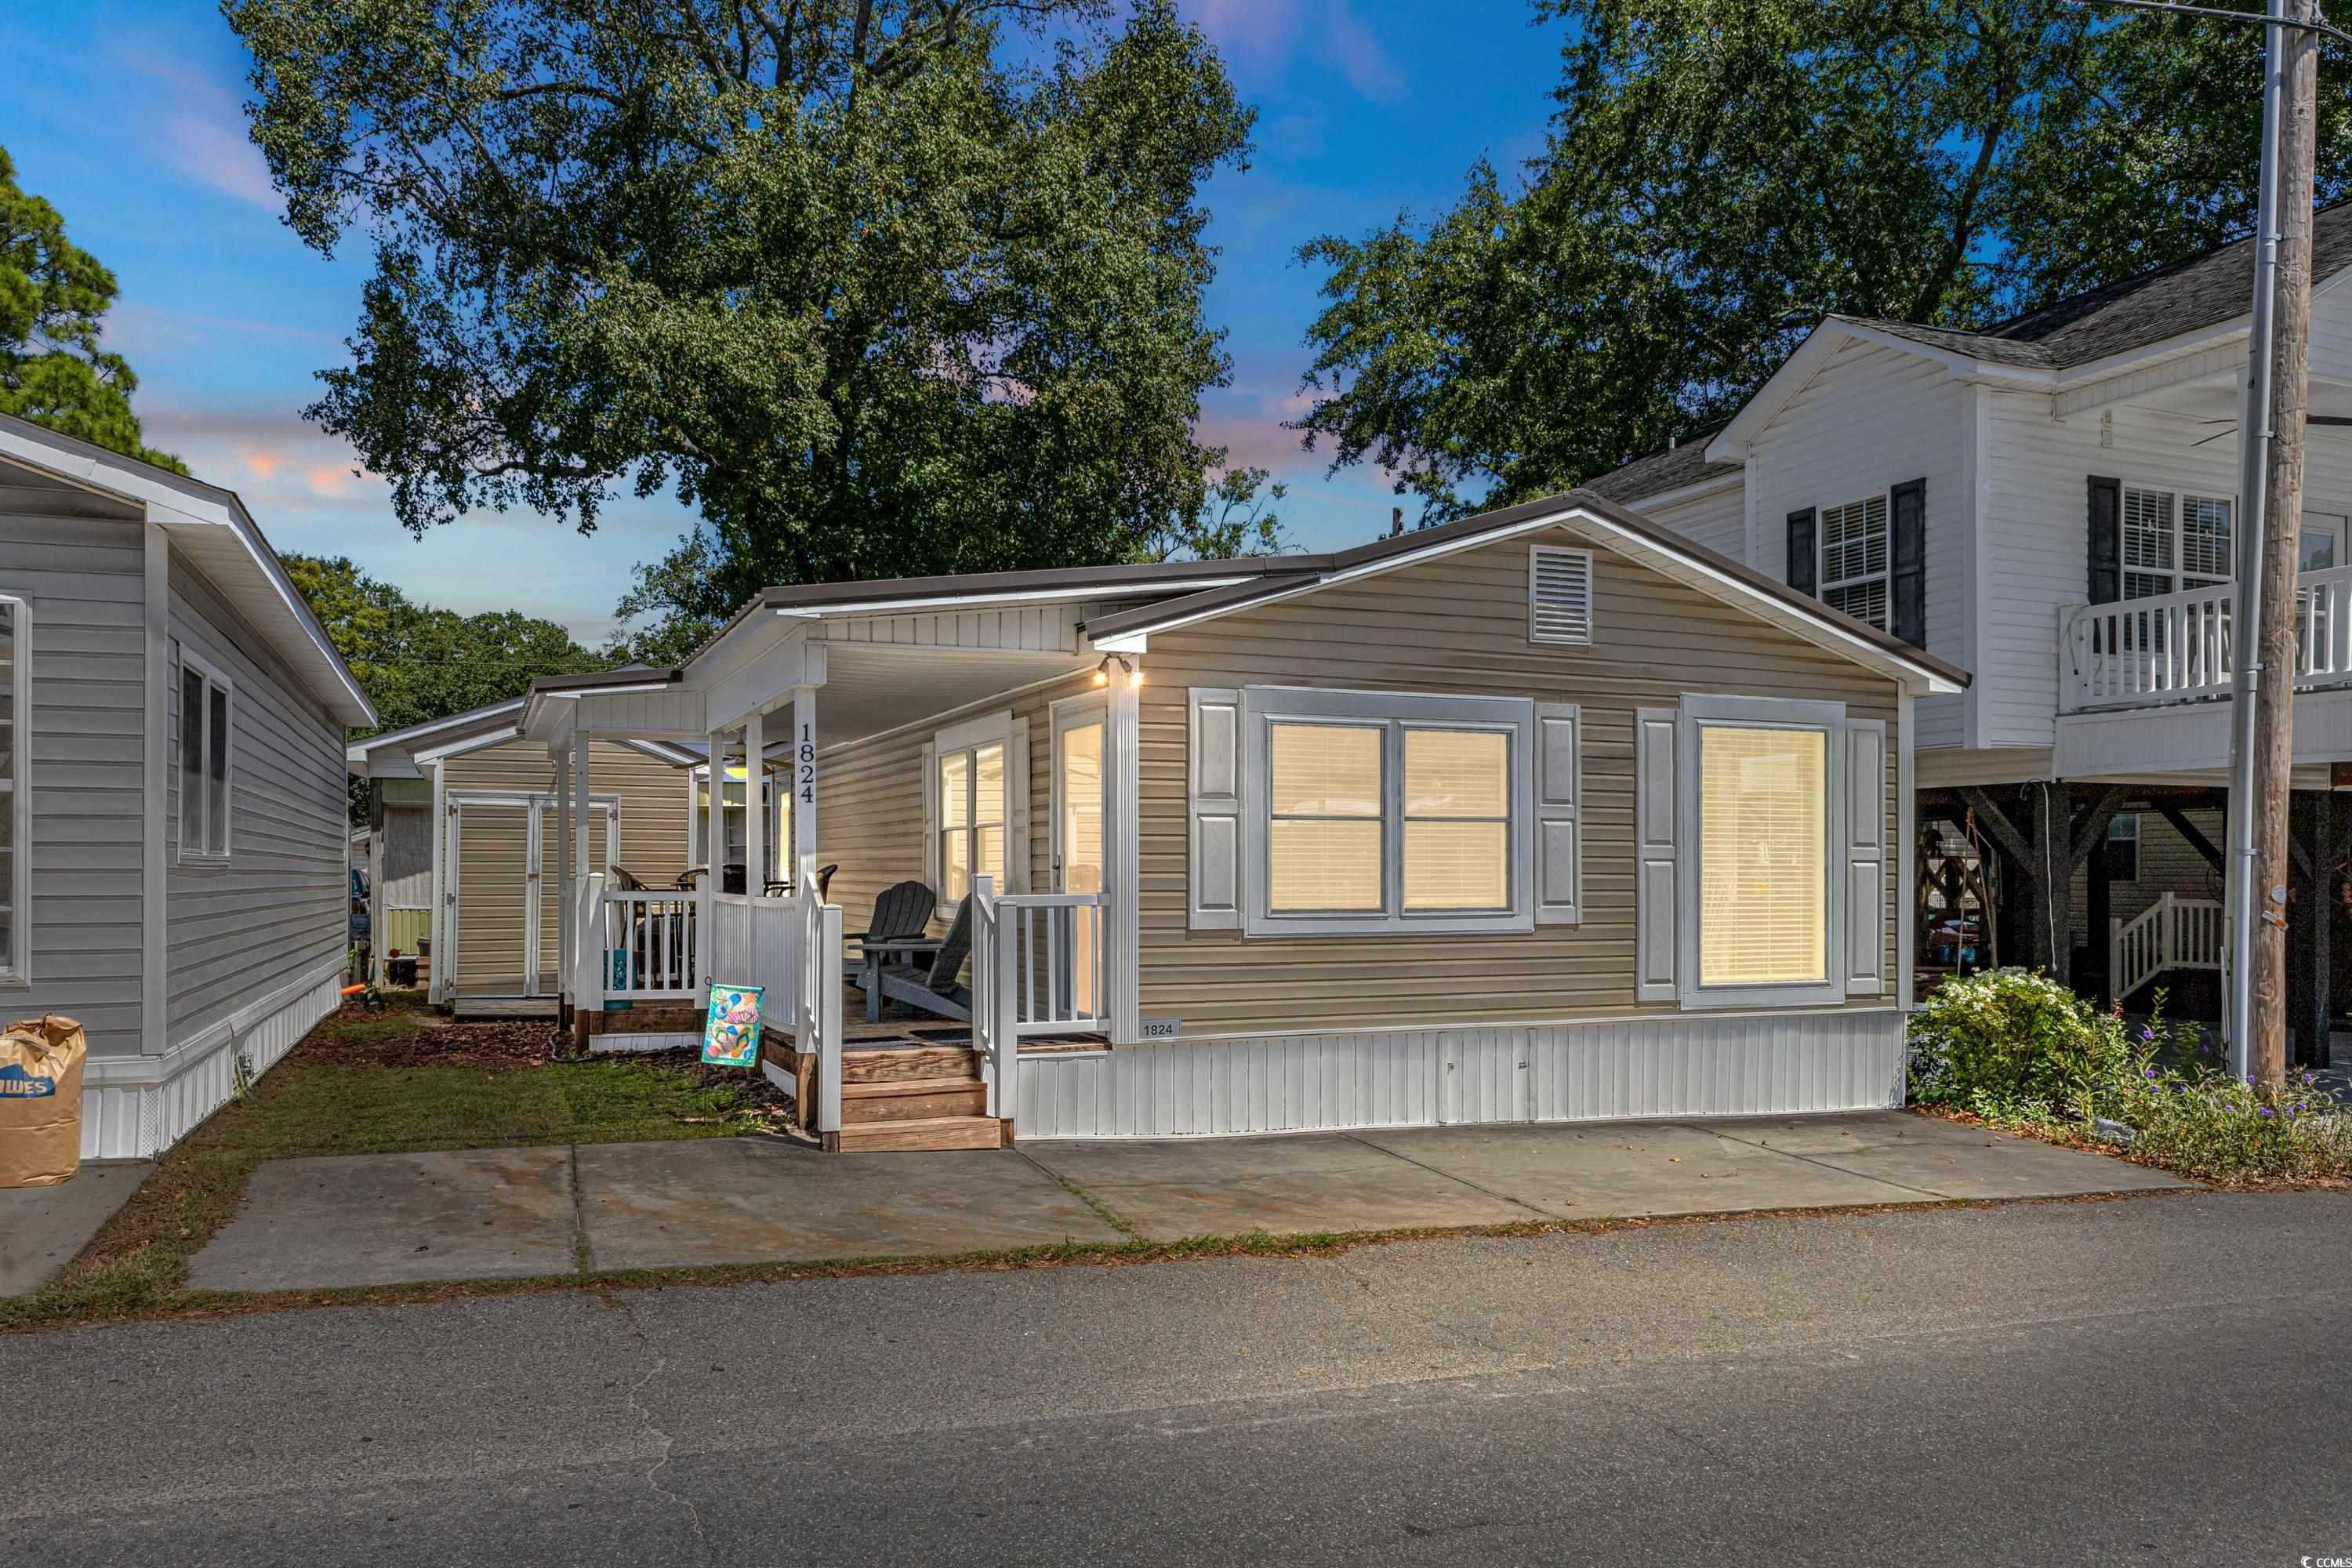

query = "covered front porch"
[[525, 611, 1139, 1150]]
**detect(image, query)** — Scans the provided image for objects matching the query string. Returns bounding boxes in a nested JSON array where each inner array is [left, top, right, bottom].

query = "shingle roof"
[[1579, 426, 1740, 503], [1848, 201, 2352, 371]]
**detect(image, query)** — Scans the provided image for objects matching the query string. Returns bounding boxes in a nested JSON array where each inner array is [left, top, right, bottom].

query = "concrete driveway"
[[184, 1111, 2187, 1294]]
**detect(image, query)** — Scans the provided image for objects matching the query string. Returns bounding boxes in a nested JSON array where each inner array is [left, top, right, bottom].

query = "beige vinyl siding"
[[165, 546, 350, 1046], [0, 475, 150, 1057], [1139, 528, 1905, 1036], [2068, 806, 2224, 949], [441, 736, 693, 993]]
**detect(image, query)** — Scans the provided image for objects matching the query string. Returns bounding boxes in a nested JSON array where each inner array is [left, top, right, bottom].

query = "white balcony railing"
[[2110, 891, 2224, 1002], [2063, 564, 2352, 712]]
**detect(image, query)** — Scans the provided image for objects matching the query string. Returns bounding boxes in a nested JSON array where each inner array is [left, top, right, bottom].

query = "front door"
[[1053, 699, 1107, 1019]]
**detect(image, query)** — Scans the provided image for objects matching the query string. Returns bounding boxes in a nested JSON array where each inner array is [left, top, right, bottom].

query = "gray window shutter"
[[1188, 687, 1241, 929], [2087, 475, 2122, 605], [1786, 509, 1817, 596], [1534, 702, 1581, 925], [1890, 477, 1926, 648], [1635, 707, 1679, 1002], [1844, 718, 1888, 996]]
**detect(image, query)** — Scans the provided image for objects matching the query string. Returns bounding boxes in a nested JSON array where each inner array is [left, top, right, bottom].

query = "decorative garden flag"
[[702, 982, 764, 1067]]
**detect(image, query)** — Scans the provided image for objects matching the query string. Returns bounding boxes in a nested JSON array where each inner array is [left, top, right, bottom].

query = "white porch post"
[[1108, 664, 1142, 1044], [427, 761, 448, 1004], [701, 726, 724, 988], [555, 743, 572, 1006], [745, 707, 767, 895], [789, 683, 818, 891], [572, 730, 590, 877]]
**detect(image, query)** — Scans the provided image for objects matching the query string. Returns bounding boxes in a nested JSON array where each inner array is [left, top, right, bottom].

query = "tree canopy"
[[1295, 0, 2352, 520], [0, 146, 184, 473], [229, 0, 1266, 626], [285, 554, 605, 739]]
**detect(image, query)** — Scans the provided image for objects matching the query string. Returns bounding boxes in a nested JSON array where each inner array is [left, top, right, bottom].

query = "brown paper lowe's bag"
[[1, 1014, 86, 1188]]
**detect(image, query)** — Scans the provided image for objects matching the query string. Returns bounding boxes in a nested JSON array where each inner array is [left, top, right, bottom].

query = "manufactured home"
[[0, 415, 374, 1158], [347, 695, 782, 1014], [514, 492, 1963, 1149]]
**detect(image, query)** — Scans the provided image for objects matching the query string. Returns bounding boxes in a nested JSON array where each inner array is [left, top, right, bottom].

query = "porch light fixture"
[[1094, 654, 1143, 689]]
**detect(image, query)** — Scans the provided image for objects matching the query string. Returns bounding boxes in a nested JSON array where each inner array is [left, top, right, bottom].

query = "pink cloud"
[[244, 450, 281, 481], [1193, 410, 1317, 474], [117, 49, 282, 213]]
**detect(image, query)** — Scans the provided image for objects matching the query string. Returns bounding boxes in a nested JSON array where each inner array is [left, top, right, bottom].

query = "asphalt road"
[[9, 1189, 2350, 1566]]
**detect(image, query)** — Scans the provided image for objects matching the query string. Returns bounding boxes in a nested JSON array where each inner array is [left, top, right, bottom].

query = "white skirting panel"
[[1014, 1010, 1906, 1140], [589, 1030, 700, 1054], [78, 967, 345, 1160]]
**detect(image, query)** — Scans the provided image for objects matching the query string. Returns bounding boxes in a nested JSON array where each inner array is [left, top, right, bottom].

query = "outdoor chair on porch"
[[873, 895, 975, 1024], [848, 879, 940, 1021]]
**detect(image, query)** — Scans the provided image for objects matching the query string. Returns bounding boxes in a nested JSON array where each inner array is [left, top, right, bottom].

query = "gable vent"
[[1529, 545, 1595, 645]]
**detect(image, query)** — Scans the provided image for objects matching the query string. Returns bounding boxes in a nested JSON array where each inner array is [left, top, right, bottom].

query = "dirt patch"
[[301, 1008, 566, 1073]]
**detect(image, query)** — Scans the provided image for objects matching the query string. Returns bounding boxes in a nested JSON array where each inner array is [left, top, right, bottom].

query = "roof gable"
[[1083, 491, 1966, 696]]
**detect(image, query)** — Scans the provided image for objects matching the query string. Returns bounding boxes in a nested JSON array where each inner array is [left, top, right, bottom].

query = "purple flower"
[[2141, 1027, 2156, 1041], [2259, 1106, 2276, 1118], [2143, 1067, 2158, 1079]]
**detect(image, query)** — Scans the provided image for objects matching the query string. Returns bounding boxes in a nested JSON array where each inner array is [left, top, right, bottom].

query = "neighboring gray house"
[[0, 415, 376, 1159]]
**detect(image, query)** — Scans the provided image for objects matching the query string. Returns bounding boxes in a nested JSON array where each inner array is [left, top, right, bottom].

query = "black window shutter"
[[1787, 508, 1817, 596], [2087, 475, 2122, 605], [1890, 477, 1927, 648]]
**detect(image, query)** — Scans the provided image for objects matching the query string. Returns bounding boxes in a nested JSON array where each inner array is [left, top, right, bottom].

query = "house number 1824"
[[798, 722, 815, 805]]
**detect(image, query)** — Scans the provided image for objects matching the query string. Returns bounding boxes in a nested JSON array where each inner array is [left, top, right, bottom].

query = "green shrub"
[[1907, 968, 2131, 1120], [2092, 1054, 2351, 1184], [1908, 970, 2352, 1183]]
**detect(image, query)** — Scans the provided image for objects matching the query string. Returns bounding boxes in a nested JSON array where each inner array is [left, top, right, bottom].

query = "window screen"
[[1697, 724, 1828, 987]]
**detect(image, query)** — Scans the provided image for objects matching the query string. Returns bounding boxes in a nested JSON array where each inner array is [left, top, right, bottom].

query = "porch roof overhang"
[[1082, 490, 1970, 698]]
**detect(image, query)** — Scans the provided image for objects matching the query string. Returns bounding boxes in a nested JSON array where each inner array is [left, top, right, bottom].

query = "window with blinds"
[[2122, 485, 2233, 598], [1820, 495, 1889, 630], [1269, 722, 1383, 912], [1403, 728, 1508, 909], [1696, 723, 1827, 987], [1528, 545, 1595, 645], [1244, 688, 1537, 936]]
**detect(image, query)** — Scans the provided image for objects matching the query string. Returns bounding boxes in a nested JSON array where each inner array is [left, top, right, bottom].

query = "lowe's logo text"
[[0, 1063, 58, 1098]]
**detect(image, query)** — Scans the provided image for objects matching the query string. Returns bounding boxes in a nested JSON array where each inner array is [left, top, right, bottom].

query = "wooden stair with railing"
[[2110, 891, 2225, 1004], [763, 1037, 1011, 1151]]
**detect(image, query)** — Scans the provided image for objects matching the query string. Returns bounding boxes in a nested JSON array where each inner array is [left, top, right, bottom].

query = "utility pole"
[[2247, 0, 2323, 1090], [2093, 0, 2330, 1086]]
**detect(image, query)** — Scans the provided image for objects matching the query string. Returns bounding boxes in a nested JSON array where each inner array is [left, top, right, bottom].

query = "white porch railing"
[[2063, 564, 2352, 711], [601, 889, 700, 1000], [968, 882, 1109, 1118], [2109, 891, 2225, 1002]]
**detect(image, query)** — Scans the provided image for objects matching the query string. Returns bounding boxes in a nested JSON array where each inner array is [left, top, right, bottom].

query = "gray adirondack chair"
[[849, 880, 941, 1019], [874, 896, 975, 1023]]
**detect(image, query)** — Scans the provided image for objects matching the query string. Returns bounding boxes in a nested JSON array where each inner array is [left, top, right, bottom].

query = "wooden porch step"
[[840, 1076, 988, 1123], [840, 1045, 979, 1084], [833, 1115, 1007, 1152]]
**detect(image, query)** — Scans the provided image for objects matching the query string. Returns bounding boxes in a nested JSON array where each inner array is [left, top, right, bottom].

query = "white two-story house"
[[1595, 205, 2352, 1062]]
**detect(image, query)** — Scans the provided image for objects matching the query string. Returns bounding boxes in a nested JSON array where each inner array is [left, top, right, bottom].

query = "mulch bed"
[[303, 1012, 568, 1073]]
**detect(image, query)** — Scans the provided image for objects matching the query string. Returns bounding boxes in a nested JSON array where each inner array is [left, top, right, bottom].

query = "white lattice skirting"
[[1014, 1008, 1907, 1140], [77, 960, 347, 1160]]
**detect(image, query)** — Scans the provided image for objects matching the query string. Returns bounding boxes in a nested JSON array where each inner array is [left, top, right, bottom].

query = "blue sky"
[[1, 1, 1564, 644]]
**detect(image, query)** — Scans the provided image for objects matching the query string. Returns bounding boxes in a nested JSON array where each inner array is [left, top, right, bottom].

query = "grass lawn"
[[2, 998, 785, 1330]]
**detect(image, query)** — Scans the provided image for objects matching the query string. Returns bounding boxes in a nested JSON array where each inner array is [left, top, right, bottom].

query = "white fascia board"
[[2050, 319, 2249, 393], [1709, 318, 2055, 462], [767, 578, 1252, 619], [412, 725, 521, 768], [347, 699, 528, 763]]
